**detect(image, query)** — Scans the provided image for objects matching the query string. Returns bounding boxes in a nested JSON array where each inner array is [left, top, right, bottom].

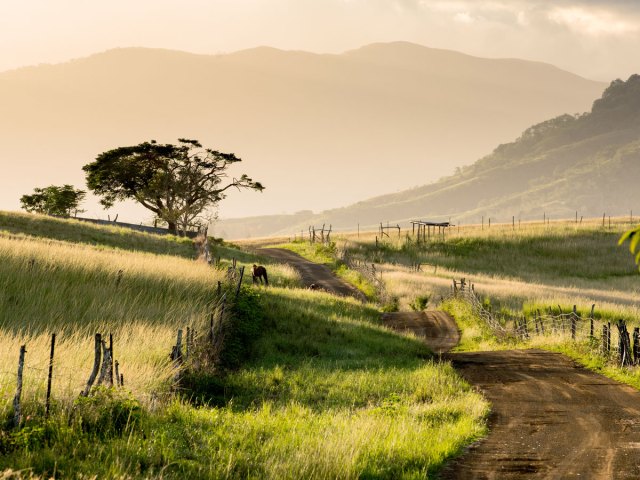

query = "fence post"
[[633, 327, 640, 365], [115, 360, 121, 387], [602, 325, 608, 354], [12, 345, 26, 428], [83, 333, 102, 396], [589, 304, 595, 340], [109, 333, 114, 387], [617, 320, 632, 366], [235, 266, 245, 300], [571, 305, 577, 341], [45, 333, 56, 418]]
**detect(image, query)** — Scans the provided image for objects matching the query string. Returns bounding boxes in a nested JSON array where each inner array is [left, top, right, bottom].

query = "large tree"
[[20, 184, 86, 217], [83, 139, 264, 234]]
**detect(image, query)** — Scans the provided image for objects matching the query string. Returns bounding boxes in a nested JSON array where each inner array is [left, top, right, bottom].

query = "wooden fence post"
[[617, 320, 632, 366], [109, 333, 114, 387], [12, 345, 26, 428], [45, 334, 56, 418], [571, 305, 577, 341], [115, 360, 121, 387], [633, 327, 640, 365], [602, 325, 608, 354], [83, 333, 102, 396], [589, 304, 595, 340], [235, 266, 245, 300]]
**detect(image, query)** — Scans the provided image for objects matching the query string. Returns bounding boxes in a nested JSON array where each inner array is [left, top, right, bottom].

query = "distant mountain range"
[[0, 42, 603, 223], [216, 74, 640, 239]]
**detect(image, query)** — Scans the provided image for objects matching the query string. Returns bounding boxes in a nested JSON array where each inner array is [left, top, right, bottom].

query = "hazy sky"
[[2, 0, 640, 80]]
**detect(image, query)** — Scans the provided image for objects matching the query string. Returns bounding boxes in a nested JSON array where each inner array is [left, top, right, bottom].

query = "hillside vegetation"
[[0, 42, 603, 223], [218, 74, 639, 239], [0, 212, 487, 478]]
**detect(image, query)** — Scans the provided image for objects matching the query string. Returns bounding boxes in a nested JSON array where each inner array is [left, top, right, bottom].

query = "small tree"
[[20, 185, 86, 217], [83, 139, 264, 234]]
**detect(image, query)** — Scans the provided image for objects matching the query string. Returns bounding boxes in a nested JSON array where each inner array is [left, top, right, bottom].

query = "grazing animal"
[[252, 264, 268, 286]]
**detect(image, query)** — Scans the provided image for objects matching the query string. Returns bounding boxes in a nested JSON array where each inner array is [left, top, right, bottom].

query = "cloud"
[[548, 6, 639, 36], [412, 0, 640, 36]]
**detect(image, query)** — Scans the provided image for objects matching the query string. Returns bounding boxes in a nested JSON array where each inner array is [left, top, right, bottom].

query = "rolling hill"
[[216, 74, 640, 238], [0, 42, 603, 223]]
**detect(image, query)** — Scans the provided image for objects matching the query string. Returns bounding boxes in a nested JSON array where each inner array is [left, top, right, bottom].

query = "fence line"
[[448, 278, 638, 367], [3, 257, 246, 430]]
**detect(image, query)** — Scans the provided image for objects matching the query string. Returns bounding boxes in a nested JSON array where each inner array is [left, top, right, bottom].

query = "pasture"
[[0, 211, 487, 479]]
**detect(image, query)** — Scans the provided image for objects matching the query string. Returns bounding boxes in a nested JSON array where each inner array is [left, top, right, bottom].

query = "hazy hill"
[[216, 75, 640, 238], [0, 42, 604, 222]]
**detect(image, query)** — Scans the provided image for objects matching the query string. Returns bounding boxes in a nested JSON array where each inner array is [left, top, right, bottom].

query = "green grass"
[[0, 213, 488, 479], [0, 210, 195, 257]]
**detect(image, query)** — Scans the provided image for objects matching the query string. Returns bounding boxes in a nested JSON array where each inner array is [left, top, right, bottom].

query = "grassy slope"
[[0, 212, 487, 479], [346, 218, 640, 395]]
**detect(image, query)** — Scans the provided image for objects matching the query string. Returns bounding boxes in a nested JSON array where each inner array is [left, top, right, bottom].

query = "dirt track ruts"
[[381, 311, 460, 354], [256, 248, 366, 301], [440, 349, 640, 479]]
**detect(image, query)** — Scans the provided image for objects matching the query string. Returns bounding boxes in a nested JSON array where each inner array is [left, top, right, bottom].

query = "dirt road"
[[256, 252, 640, 478], [256, 248, 366, 301], [381, 311, 460, 354], [440, 349, 640, 479]]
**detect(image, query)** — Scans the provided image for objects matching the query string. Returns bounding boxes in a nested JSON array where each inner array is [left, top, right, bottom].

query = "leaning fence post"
[[82, 333, 102, 396], [235, 266, 245, 300], [97, 339, 112, 386], [45, 333, 56, 418], [12, 345, 26, 428], [571, 305, 577, 341]]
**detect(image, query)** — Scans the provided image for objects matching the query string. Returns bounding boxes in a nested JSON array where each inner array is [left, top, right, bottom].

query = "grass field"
[[0, 211, 488, 479], [326, 217, 640, 394]]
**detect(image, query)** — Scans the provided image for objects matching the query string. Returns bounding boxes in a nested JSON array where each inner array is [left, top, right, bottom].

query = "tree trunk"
[[167, 221, 177, 234]]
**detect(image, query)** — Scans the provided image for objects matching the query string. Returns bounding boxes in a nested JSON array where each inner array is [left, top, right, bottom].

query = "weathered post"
[[602, 325, 608, 354], [83, 333, 102, 396], [617, 320, 632, 366], [235, 266, 245, 300], [634, 327, 640, 365], [109, 333, 114, 387], [115, 360, 121, 387], [12, 345, 26, 428], [571, 305, 577, 341], [45, 333, 56, 418], [589, 304, 595, 340]]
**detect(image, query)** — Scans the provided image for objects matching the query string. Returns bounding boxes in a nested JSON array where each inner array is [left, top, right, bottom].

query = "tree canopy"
[[83, 139, 264, 233], [20, 185, 86, 217]]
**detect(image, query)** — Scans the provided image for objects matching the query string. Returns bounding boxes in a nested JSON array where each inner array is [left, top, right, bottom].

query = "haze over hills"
[[216, 74, 640, 239], [0, 42, 604, 223]]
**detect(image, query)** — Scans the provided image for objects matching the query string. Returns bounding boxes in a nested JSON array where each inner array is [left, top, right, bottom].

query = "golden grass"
[[0, 231, 301, 413]]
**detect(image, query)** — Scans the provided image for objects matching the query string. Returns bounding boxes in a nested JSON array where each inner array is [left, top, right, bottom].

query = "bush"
[[382, 296, 400, 313], [72, 387, 142, 438], [410, 294, 430, 311]]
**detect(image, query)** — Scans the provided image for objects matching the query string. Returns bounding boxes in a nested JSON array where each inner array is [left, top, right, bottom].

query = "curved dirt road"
[[256, 251, 640, 478], [256, 248, 366, 301], [440, 349, 640, 479], [381, 311, 460, 354]]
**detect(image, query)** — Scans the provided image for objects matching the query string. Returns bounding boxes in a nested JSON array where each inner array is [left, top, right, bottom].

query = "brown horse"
[[252, 264, 268, 286]]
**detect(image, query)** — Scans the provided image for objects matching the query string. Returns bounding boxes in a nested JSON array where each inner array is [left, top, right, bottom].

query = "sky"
[[1, 0, 640, 81]]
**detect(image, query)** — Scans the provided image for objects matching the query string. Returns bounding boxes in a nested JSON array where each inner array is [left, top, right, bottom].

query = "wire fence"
[[448, 278, 639, 367], [1, 257, 244, 430]]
